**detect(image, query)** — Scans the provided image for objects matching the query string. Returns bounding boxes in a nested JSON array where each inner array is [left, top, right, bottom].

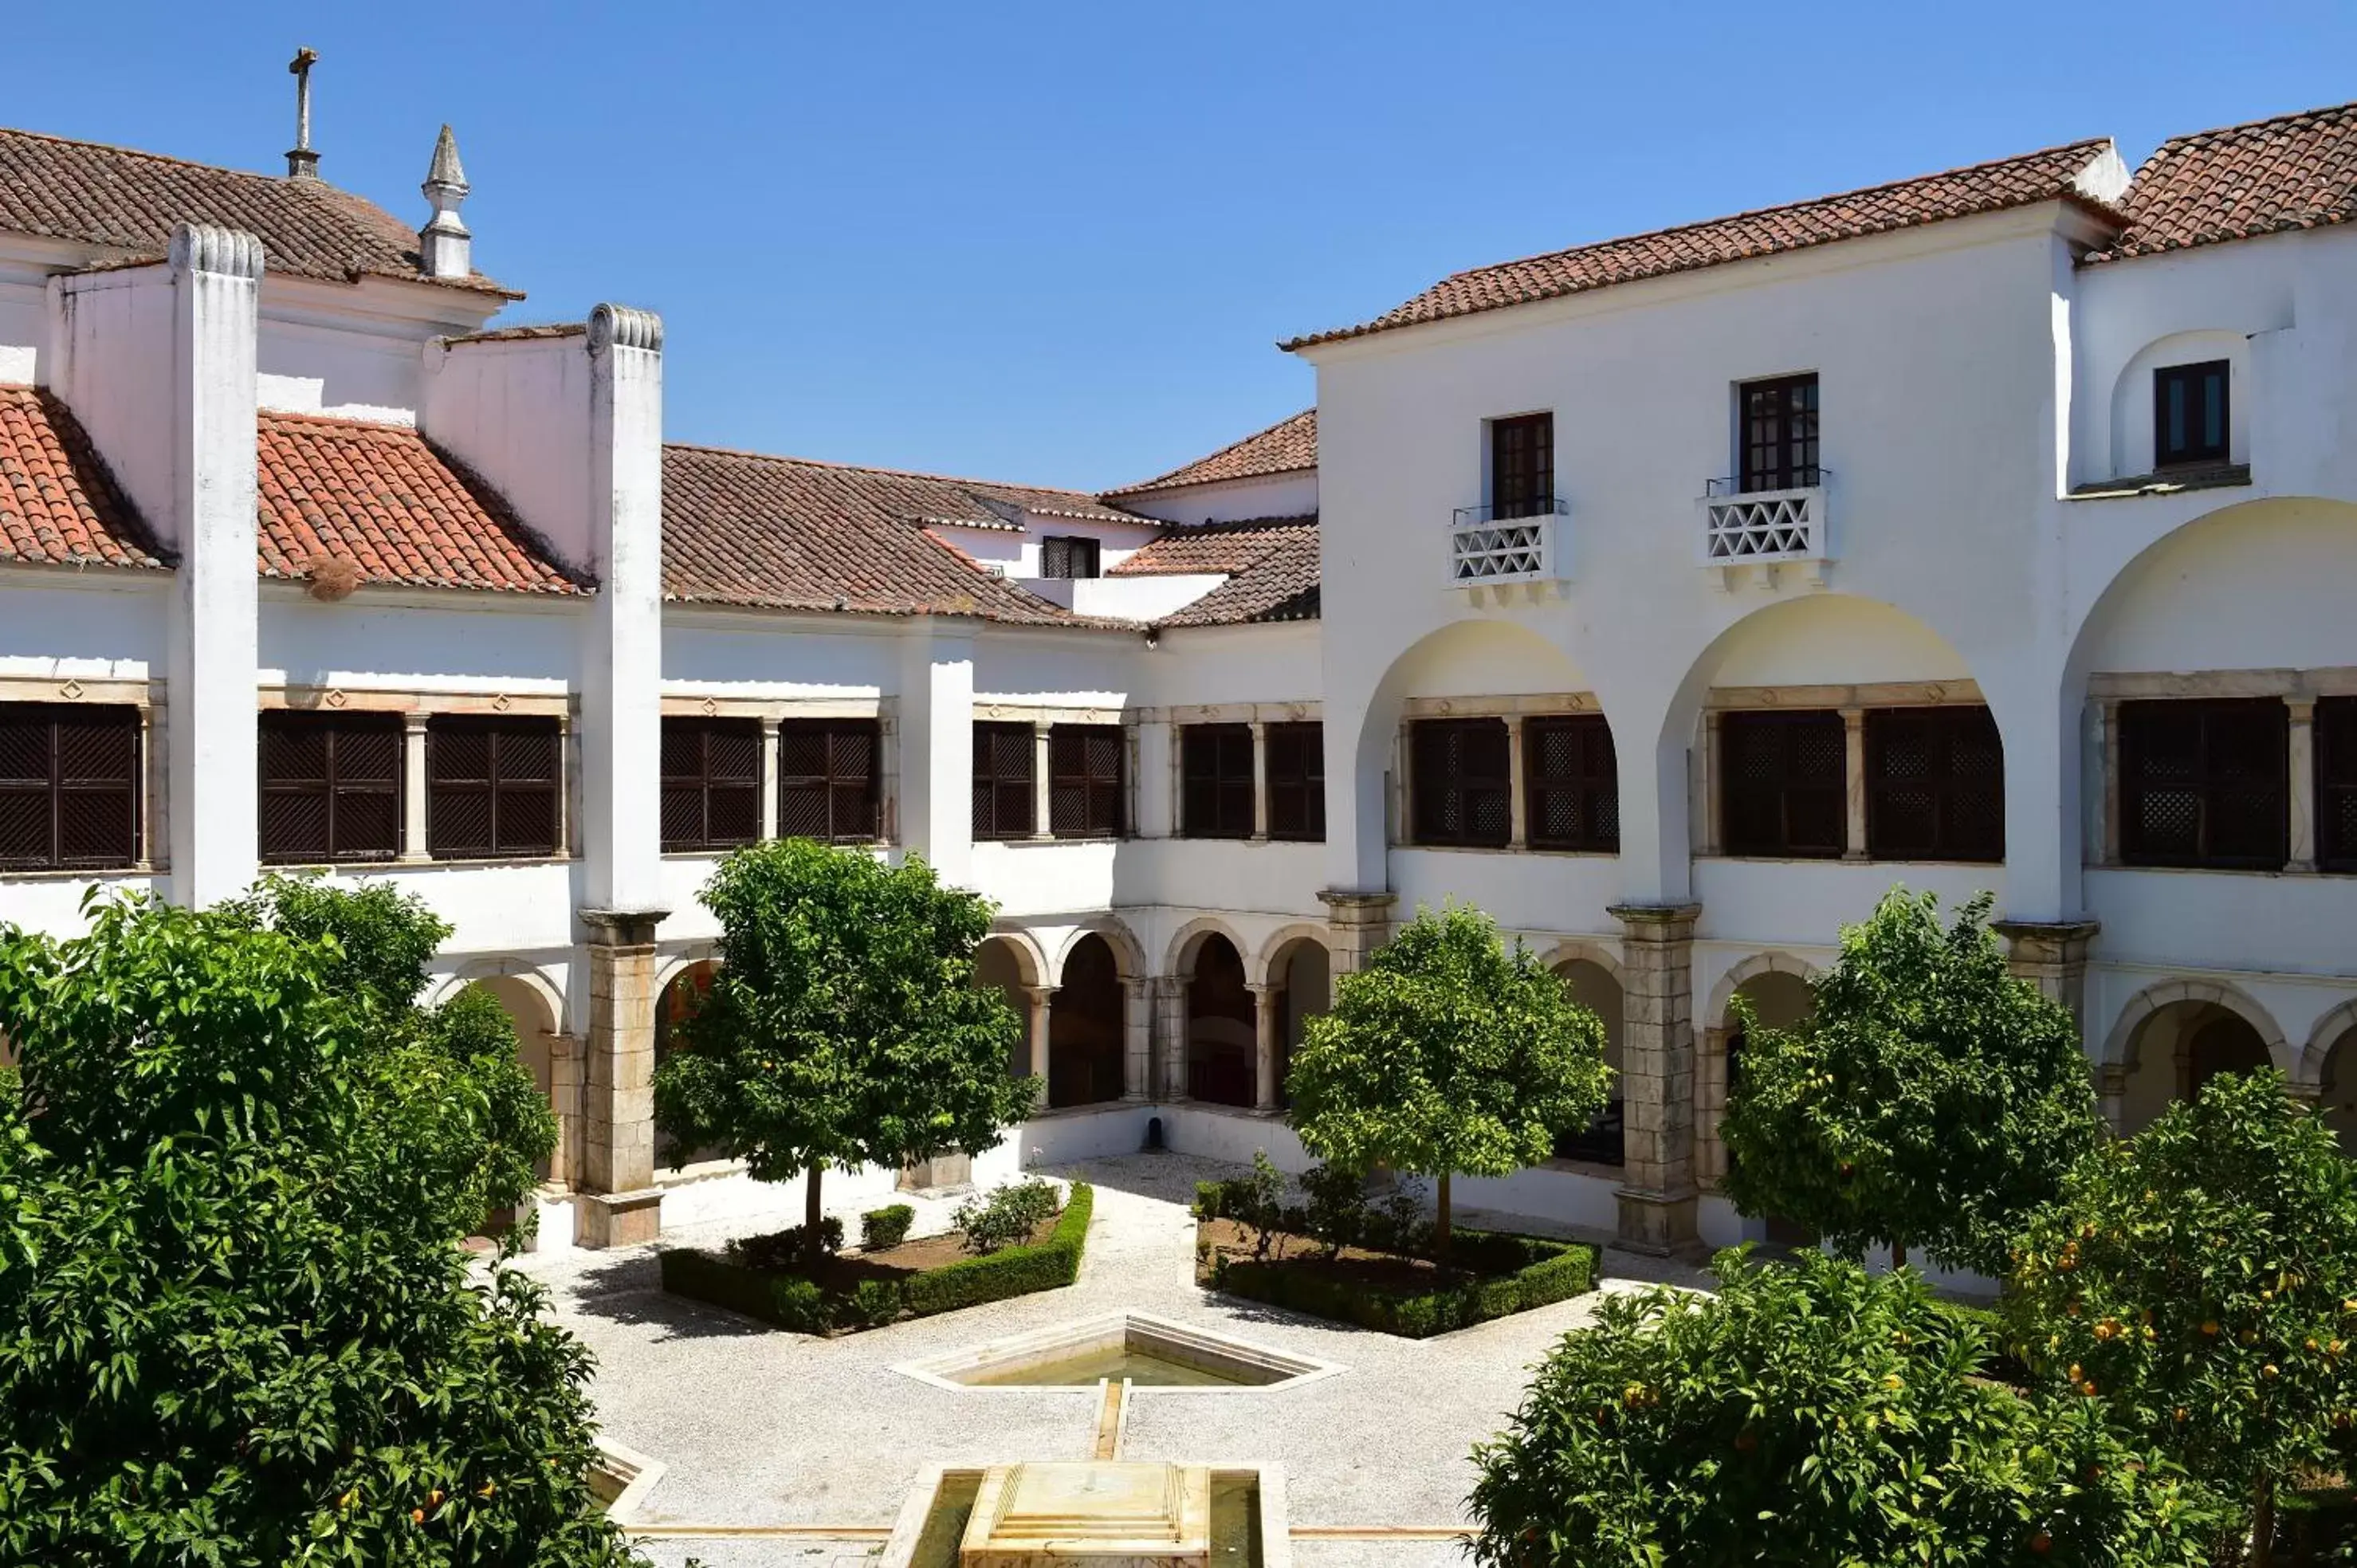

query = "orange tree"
[[2010, 1070, 2357, 1565]]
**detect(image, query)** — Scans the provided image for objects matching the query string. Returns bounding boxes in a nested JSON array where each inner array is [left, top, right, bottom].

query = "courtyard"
[[523, 1153, 1706, 1568]]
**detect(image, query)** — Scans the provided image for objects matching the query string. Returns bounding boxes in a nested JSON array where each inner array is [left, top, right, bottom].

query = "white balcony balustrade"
[[1697, 474, 1833, 590], [1448, 498, 1569, 603]]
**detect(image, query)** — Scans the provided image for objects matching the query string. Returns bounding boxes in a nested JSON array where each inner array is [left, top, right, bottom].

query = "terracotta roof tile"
[[1102, 409, 1317, 497], [1116, 516, 1321, 627], [1284, 140, 2122, 349], [256, 413, 581, 594], [2088, 100, 2357, 265], [0, 126, 511, 295], [0, 385, 165, 569]]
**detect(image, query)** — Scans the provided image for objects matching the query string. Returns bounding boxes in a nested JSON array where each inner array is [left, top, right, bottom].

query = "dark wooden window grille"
[[2119, 698, 2286, 870], [1040, 536, 1102, 580], [257, 711, 401, 864], [426, 715, 560, 860], [1864, 705, 2005, 863], [776, 719, 880, 844], [972, 722, 1035, 840], [660, 717, 761, 852], [1719, 709, 1846, 858], [1180, 724, 1255, 839], [1265, 721, 1325, 842], [1524, 714, 1618, 851], [1050, 725, 1125, 839], [2154, 360, 2229, 468], [1409, 717, 1510, 847], [0, 702, 140, 871], [1738, 373, 1821, 493], [1489, 413, 1554, 520], [2318, 699, 2357, 874]]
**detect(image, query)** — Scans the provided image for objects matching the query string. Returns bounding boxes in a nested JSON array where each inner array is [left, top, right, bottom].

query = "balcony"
[[1448, 497, 1569, 603], [1698, 472, 1833, 590]]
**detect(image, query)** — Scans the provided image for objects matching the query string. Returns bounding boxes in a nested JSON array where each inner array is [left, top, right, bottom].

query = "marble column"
[[1840, 705, 1868, 862], [2288, 698, 2318, 874], [1248, 981, 1283, 1111], [1023, 983, 1056, 1110], [401, 711, 431, 863], [1154, 975, 1189, 1100], [576, 907, 668, 1248], [1122, 977, 1154, 1101], [1992, 918, 2102, 1041], [1609, 902, 1703, 1255]]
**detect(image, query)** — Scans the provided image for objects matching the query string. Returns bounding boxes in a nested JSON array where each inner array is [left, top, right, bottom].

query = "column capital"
[[1608, 902, 1703, 939], [1317, 887, 1397, 921], [579, 906, 670, 947], [402, 709, 430, 734], [1020, 983, 1059, 1004], [1990, 918, 2101, 961], [1153, 973, 1187, 999]]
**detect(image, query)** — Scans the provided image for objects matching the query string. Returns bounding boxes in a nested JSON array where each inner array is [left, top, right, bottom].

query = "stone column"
[[1609, 902, 1703, 1256], [1154, 975, 1189, 1100], [1023, 984, 1056, 1110], [401, 711, 431, 863], [547, 1031, 584, 1188], [1840, 706, 1868, 861], [1249, 720, 1270, 842], [576, 908, 668, 1248], [1318, 888, 1397, 977], [1248, 981, 1283, 1111], [2096, 698, 2123, 867], [1031, 721, 1055, 840], [1507, 718, 1529, 850], [1122, 977, 1154, 1101], [760, 714, 782, 843], [2288, 698, 2318, 874], [1992, 918, 2102, 1040]]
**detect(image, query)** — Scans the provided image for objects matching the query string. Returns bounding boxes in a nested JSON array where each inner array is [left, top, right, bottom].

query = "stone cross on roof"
[[285, 47, 320, 181]]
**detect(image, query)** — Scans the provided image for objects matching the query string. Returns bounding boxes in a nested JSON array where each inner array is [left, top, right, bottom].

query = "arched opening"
[[2117, 998, 2271, 1133], [2320, 1030, 2357, 1155], [973, 937, 1032, 1083], [460, 973, 565, 1185], [1048, 934, 1125, 1109], [1185, 934, 1255, 1107], [1270, 937, 1332, 1110], [654, 959, 729, 1165], [1551, 958, 1625, 1166], [1711, 967, 1816, 1246]]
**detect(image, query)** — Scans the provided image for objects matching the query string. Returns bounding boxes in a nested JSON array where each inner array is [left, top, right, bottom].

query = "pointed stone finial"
[[418, 124, 473, 280], [285, 47, 320, 181]]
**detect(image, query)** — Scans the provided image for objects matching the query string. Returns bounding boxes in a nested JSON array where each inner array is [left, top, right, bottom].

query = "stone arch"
[[1697, 951, 1821, 1192], [1258, 929, 1334, 1112], [2096, 977, 2291, 1075], [654, 957, 729, 1165], [1546, 943, 1628, 1167], [422, 957, 567, 1027], [653, 943, 719, 998], [2313, 1016, 2357, 1155], [976, 929, 1047, 988], [1164, 914, 1253, 983], [1047, 932, 1128, 1108], [1251, 922, 1335, 988], [1049, 918, 1145, 986], [973, 934, 1042, 1083], [1703, 950, 1821, 1033], [2300, 996, 2357, 1094], [1536, 939, 1624, 985], [435, 961, 569, 1185], [2099, 977, 2293, 1135], [1184, 932, 1255, 1107]]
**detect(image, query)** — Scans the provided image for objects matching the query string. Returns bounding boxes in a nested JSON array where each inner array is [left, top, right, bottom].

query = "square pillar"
[[546, 1030, 584, 1188], [1608, 902, 1703, 1256], [1991, 918, 2102, 1041], [1153, 975, 1189, 1100], [1317, 888, 1397, 977], [2288, 698, 2318, 874], [1031, 721, 1055, 841], [576, 906, 668, 1248], [760, 714, 782, 843], [1248, 981, 1283, 1111], [1122, 977, 1154, 1101], [1840, 706, 1868, 861], [400, 710, 431, 863], [1249, 720, 1270, 843]]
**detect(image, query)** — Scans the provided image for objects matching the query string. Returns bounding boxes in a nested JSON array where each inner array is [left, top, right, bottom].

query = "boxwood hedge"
[[658, 1181, 1093, 1334], [1206, 1226, 1595, 1338]]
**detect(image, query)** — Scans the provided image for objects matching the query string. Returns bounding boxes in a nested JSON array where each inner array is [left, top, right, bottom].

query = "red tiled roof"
[[0, 385, 165, 570], [257, 413, 582, 594], [1102, 409, 1317, 497], [0, 127, 511, 295], [2088, 100, 2357, 265], [1117, 516, 1321, 627], [1283, 140, 2122, 349]]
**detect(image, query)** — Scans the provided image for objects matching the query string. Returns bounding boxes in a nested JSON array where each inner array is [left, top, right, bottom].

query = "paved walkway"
[[521, 1153, 1706, 1568]]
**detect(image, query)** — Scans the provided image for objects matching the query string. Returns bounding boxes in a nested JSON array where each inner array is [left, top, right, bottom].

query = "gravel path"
[[524, 1153, 1707, 1568]]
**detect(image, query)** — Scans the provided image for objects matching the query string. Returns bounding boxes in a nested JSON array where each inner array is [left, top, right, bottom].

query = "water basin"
[[897, 1311, 1339, 1394]]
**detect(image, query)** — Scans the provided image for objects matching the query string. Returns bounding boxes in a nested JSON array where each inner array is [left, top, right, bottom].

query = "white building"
[[2, 95, 2354, 1256]]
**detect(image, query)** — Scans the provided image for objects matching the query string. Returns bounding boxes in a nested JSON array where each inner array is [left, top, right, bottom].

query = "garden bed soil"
[[756, 1216, 1059, 1289], [1193, 1213, 1597, 1337], [1195, 1217, 1483, 1291]]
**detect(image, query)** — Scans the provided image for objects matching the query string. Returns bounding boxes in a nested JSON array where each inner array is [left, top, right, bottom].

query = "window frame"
[[1039, 535, 1102, 580], [1718, 708, 1847, 859], [1049, 723, 1126, 839], [971, 721, 1037, 841], [1523, 713, 1619, 853], [774, 717, 882, 846], [2153, 360, 2230, 470], [1408, 717, 1512, 849], [425, 714, 563, 862], [1179, 722, 1255, 840], [659, 715, 763, 854], [1488, 411, 1555, 521], [1264, 721, 1326, 843], [1738, 372, 1821, 493], [1862, 705, 2005, 864], [2117, 698, 2287, 871], [257, 709, 404, 866], [0, 701, 143, 872]]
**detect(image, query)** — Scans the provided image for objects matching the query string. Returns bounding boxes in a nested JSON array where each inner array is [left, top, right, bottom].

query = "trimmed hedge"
[[659, 1182, 1093, 1334], [1207, 1226, 1596, 1338]]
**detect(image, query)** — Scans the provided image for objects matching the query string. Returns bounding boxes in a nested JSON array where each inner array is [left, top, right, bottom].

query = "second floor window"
[[660, 717, 760, 853], [1739, 372, 1820, 493], [1489, 413, 1554, 520], [428, 715, 560, 860], [1720, 709, 1845, 858], [2119, 698, 2285, 870], [1409, 717, 1510, 848], [0, 702, 141, 871], [1180, 724, 1254, 839], [2154, 360, 2229, 468], [1864, 705, 2005, 863], [258, 710, 401, 864], [1526, 714, 1618, 852], [778, 719, 880, 843], [1265, 721, 1325, 842], [2320, 698, 2357, 874], [1040, 536, 1102, 580], [972, 721, 1035, 840], [1050, 725, 1125, 838]]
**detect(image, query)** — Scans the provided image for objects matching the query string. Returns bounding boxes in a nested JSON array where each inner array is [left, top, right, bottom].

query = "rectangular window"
[[1864, 705, 2005, 863], [1050, 724, 1125, 839], [1180, 724, 1255, 839], [1265, 721, 1326, 842], [2119, 698, 2286, 870], [0, 702, 140, 871], [972, 721, 1036, 841], [2319, 699, 2357, 874], [1489, 412, 1554, 520], [426, 715, 560, 860], [1040, 536, 1102, 580], [660, 716, 761, 852], [2154, 360, 2229, 468], [1409, 717, 1510, 848], [1525, 714, 1618, 852], [776, 718, 880, 844], [1738, 373, 1821, 493], [257, 710, 402, 864], [1719, 709, 1846, 858]]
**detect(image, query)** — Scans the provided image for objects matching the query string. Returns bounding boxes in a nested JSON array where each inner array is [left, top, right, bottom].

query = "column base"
[[1613, 1186, 1699, 1257], [576, 1187, 664, 1249]]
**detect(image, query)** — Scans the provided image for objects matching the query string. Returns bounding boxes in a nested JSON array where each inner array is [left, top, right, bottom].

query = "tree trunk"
[[804, 1166, 825, 1267], [2250, 1474, 2276, 1568], [1890, 1240, 1907, 1272], [1434, 1171, 1452, 1263]]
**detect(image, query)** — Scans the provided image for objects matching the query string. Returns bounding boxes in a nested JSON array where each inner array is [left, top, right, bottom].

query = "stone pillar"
[[1122, 977, 1154, 1101], [1698, 710, 1724, 858], [547, 1031, 584, 1188], [1248, 981, 1283, 1111], [2288, 698, 2318, 874], [1031, 721, 1055, 841], [1154, 975, 1189, 1100], [1992, 918, 2102, 1040], [1023, 984, 1056, 1110], [1507, 718, 1528, 850], [895, 620, 976, 882], [760, 714, 782, 843], [1609, 902, 1703, 1256], [401, 711, 431, 863], [2094, 1062, 2130, 1133], [1249, 720, 1270, 842], [1840, 706, 1868, 861], [2096, 698, 2122, 867], [576, 908, 668, 1248], [1318, 888, 1397, 977]]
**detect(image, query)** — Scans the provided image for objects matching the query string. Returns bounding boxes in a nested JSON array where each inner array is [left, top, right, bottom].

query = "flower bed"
[[660, 1182, 1093, 1334], [1196, 1212, 1595, 1338]]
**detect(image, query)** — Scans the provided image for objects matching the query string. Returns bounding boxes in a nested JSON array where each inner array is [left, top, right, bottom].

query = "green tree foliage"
[[2010, 1071, 2357, 1564], [1719, 889, 2101, 1274], [1286, 906, 1609, 1257], [651, 840, 1030, 1262], [0, 893, 639, 1567], [1469, 1248, 2218, 1566]]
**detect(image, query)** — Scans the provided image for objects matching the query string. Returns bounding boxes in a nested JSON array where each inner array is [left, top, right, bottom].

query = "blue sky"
[[10, 3, 2351, 490]]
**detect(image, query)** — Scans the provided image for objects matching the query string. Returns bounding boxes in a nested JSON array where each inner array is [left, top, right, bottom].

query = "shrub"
[[1469, 1248, 2219, 1565], [1209, 1228, 1595, 1338], [861, 1203, 916, 1250], [954, 1178, 1060, 1255], [1192, 1180, 1229, 1219], [1299, 1161, 1369, 1252], [727, 1216, 844, 1269]]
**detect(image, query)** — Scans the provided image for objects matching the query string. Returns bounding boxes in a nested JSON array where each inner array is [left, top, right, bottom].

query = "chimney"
[[285, 47, 320, 181], [419, 124, 473, 279]]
